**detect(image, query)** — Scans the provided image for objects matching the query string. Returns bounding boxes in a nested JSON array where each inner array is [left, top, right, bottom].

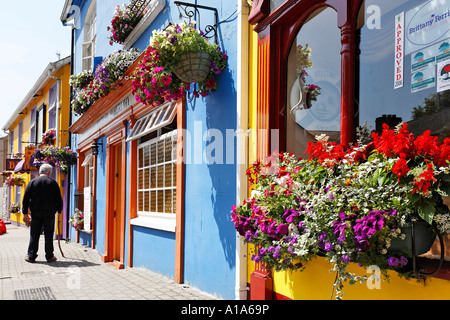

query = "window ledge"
[[131, 213, 175, 233], [123, 0, 166, 50]]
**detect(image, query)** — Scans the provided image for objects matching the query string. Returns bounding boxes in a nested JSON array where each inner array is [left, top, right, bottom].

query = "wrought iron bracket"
[[174, 1, 218, 44]]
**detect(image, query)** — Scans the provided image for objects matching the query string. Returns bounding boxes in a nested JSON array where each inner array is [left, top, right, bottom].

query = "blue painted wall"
[[68, 0, 238, 299], [132, 226, 176, 278], [94, 135, 107, 255]]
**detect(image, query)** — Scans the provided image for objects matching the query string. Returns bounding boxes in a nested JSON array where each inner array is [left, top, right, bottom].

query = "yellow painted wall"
[[272, 257, 450, 300], [246, 22, 450, 301], [247, 24, 258, 285], [7, 61, 71, 228]]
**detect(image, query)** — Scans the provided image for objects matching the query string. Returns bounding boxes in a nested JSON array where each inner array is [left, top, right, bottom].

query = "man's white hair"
[[39, 163, 53, 175]]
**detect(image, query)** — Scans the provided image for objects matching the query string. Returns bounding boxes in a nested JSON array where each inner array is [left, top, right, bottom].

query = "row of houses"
[[2, 0, 450, 300]]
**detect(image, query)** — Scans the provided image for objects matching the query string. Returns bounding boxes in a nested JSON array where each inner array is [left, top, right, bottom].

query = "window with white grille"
[[131, 102, 178, 232], [48, 84, 57, 130], [137, 130, 177, 216]]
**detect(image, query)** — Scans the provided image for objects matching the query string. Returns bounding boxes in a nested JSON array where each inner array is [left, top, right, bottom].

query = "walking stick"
[[57, 212, 64, 257]]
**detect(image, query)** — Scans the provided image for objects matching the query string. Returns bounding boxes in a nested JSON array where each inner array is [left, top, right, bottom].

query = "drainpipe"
[[61, 7, 76, 240], [236, 0, 250, 300]]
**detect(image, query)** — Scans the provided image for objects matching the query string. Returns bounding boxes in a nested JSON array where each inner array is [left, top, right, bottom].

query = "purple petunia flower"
[[387, 256, 399, 267]]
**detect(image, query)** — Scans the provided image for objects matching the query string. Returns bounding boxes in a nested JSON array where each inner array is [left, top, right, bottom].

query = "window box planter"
[[122, 0, 166, 50]]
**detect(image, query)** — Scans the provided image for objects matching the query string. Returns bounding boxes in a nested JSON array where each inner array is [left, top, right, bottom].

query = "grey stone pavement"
[[0, 224, 219, 301]]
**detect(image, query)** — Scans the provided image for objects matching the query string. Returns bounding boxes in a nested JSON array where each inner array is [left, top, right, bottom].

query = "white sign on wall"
[[84, 186, 91, 232]]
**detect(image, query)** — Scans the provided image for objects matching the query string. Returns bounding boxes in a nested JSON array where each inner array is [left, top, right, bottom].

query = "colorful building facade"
[[245, 0, 450, 299], [61, 0, 241, 299], [2, 56, 72, 237]]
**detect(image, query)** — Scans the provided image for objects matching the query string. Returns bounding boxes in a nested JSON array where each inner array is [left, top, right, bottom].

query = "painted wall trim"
[[175, 99, 186, 284], [236, 0, 250, 300]]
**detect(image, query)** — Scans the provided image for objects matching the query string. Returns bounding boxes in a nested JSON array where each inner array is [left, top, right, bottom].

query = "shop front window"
[[129, 102, 178, 232], [286, 7, 341, 156], [358, 0, 450, 138]]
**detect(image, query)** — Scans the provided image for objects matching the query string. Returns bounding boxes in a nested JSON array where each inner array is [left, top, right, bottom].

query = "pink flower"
[[161, 76, 172, 86]]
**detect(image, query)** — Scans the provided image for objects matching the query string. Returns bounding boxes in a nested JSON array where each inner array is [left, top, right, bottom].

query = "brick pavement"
[[0, 224, 219, 301]]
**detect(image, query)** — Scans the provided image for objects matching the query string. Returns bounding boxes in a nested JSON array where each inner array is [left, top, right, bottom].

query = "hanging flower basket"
[[6, 175, 26, 187], [132, 22, 227, 106], [174, 52, 212, 83]]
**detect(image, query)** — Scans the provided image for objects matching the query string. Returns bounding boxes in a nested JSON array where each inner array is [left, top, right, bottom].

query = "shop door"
[[112, 143, 124, 264]]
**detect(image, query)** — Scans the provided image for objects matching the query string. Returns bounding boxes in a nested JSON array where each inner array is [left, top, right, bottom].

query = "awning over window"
[[127, 102, 177, 142], [81, 153, 93, 167], [14, 159, 37, 173]]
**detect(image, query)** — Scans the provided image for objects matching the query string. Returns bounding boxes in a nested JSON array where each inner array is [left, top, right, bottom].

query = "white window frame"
[[82, 152, 94, 189], [36, 104, 46, 144], [48, 84, 57, 130], [82, 0, 97, 72], [18, 121, 22, 154], [29, 106, 36, 144], [130, 103, 178, 232], [132, 130, 177, 232]]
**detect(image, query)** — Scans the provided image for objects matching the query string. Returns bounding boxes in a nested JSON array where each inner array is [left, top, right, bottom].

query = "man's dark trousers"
[[27, 214, 55, 261]]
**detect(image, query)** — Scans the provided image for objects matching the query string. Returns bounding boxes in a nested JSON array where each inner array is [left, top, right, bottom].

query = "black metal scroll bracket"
[[174, 1, 219, 45], [411, 220, 445, 279]]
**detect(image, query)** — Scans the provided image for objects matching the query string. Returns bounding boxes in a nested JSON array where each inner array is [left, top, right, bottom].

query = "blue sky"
[[0, 1, 72, 135]]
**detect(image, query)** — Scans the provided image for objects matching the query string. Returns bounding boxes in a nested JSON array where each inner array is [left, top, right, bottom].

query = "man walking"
[[23, 164, 63, 263]]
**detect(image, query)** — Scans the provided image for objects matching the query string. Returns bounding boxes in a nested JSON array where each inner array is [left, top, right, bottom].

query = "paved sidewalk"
[[0, 224, 218, 300]]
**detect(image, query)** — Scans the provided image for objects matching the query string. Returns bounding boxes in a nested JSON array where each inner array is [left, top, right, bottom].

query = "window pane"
[[157, 190, 164, 212], [157, 165, 164, 188], [144, 168, 150, 189], [165, 164, 172, 187], [138, 169, 144, 189], [165, 137, 172, 161], [172, 190, 177, 214], [165, 189, 172, 214], [157, 140, 164, 163], [357, 0, 450, 137], [139, 191, 144, 211], [143, 145, 150, 167], [151, 191, 156, 212], [144, 191, 150, 212], [151, 143, 156, 165], [150, 167, 156, 188], [286, 7, 341, 156], [172, 163, 176, 187], [138, 148, 143, 168]]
